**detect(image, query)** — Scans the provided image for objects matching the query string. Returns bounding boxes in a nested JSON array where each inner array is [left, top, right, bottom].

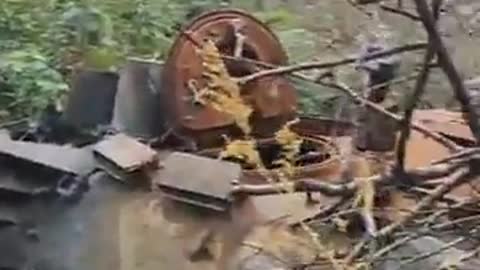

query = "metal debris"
[[0, 169, 51, 196], [93, 133, 159, 182], [112, 60, 165, 139], [0, 206, 18, 228], [154, 152, 241, 211], [162, 9, 297, 147], [64, 70, 119, 129], [413, 109, 474, 142], [197, 135, 342, 184], [0, 136, 95, 176]]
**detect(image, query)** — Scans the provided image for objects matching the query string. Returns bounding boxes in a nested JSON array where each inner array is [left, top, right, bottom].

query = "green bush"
[[0, 50, 68, 118]]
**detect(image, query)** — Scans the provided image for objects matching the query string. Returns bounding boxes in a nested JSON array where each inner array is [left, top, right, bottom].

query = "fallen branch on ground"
[[345, 165, 479, 264], [231, 147, 479, 197]]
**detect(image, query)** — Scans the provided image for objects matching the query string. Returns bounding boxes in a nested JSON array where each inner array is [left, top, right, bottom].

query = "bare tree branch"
[[345, 166, 478, 264], [399, 231, 474, 267], [414, 0, 480, 143], [232, 148, 478, 197], [396, 0, 444, 171], [380, 4, 421, 21], [237, 43, 427, 85], [373, 205, 480, 261], [319, 80, 460, 151]]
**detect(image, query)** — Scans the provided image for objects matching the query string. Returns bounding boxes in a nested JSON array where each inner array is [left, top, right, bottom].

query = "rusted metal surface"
[[0, 136, 95, 176], [161, 9, 297, 138], [94, 134, 158, 171], [198, 135, 341, 184], [154, 152, 241, 211], [93, 133, 159, 182], [292, 116, 355, 137], [412, 109, 475, 143], [246, 135, 341, 184]]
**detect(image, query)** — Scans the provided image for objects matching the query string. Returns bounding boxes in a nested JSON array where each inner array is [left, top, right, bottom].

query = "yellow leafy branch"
[[193, 40, 253, 135]]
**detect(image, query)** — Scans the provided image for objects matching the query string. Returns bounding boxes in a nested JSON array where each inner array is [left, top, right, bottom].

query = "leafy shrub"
[[0, 50, 68, 118]]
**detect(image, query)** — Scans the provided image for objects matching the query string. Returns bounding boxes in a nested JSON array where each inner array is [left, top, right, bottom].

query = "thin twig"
[[451, 245, 480, 268], [384, 169, 473, 231], [237, 43, 427, 85], [345, 0, 374, 18], [232, 150, 475, 197], [380, 4, 421, 21], [345, 167, 477, 264], [320, 80, 460, 151], [399, 231, 474, 268], [431, 213, 480, 230], [414, 199, 472, 225], [373, 210, 480, 261], [432, 148, 480, 165], [371, 233, 419, 262]]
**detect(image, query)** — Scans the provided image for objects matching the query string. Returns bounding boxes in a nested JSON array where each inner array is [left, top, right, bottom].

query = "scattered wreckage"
[[0, 9, 479, 270]]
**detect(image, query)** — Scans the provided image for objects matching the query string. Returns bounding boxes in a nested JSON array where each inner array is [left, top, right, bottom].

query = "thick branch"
[[414, 0, 480, 143], [396, 49, 435, 169], [396, 0, 443, 170], [232, 148, 477, 197]]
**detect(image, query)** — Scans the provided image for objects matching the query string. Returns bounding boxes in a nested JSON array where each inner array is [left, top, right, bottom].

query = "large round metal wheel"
[[161, 9, 297, 133]]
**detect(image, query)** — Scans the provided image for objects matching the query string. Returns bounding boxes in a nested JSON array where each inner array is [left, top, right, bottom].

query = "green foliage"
[[0, 50, 68, 118], [0, 0, 330, 121], [0, 0, 204, 120]]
